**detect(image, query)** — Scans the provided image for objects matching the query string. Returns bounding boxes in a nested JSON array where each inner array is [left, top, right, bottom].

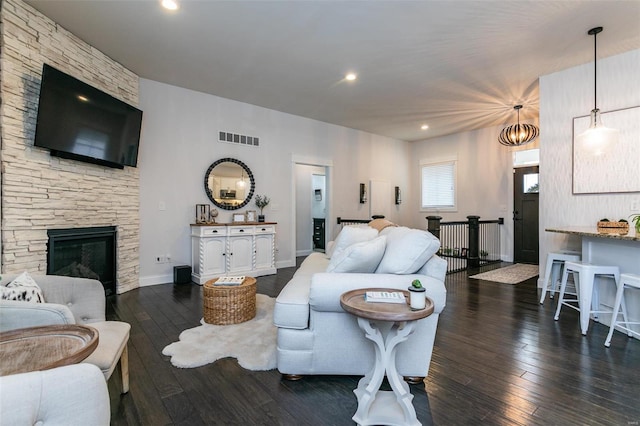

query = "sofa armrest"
[[416, 254, 447, 282], [1, 275, 106, 324], [0, 300, 76, 332], [309, 273, 446, 314]]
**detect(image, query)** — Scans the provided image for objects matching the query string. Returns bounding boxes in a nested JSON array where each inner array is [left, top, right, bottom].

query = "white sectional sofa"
[[273, 221, 447, 381]]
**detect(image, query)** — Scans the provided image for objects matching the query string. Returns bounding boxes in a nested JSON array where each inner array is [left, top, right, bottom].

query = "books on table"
[[215, 276, 246, 286], [364, 291, 406, 304]]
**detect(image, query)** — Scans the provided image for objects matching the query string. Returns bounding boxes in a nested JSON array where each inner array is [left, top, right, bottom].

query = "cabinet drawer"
[[193, 226, 227, 237], [229, 226, 255, 236], [255, 225, 275, 234]]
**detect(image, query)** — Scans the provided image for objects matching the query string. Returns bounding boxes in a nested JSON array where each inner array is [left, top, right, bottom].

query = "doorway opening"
[[294, 163, 329, 257]]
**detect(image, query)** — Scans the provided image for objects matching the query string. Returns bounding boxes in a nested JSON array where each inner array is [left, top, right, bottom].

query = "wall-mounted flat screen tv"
[[34, 64, 143, 169]]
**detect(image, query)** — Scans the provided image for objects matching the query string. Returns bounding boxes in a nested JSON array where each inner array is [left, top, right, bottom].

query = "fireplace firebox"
[[47, 226, 117, 295]]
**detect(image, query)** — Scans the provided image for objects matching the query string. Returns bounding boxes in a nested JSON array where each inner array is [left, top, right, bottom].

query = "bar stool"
[[604, 273, 640, 347], [539, 250, 581, 305], [554, 261, 620, 335]]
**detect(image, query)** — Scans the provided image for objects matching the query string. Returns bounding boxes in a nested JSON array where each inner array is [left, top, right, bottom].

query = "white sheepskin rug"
[[162, 294, 277, 371]]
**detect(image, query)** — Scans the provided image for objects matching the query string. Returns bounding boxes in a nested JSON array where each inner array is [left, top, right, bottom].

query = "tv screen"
[[34, 64, 143, 169]]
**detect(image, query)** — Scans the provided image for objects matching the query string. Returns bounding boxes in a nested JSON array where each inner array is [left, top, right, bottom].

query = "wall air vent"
[[218, 131, 260, 147]]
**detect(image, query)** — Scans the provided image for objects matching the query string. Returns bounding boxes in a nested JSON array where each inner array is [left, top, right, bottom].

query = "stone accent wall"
[[1, 0, 140, 293]]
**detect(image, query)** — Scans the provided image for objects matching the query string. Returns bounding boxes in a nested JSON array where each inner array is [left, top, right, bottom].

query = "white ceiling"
[[24, 0, 640, 142]]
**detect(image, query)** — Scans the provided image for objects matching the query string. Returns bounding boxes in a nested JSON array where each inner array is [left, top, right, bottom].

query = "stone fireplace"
[[47, 227, 117, 295], [0, 0, 140, 294]]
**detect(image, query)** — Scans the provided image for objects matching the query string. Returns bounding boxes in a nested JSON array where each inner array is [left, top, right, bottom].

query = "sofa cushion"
[[1, 272, 45, 303], [327, 225, 378, 259], [376, 227, 440, 274], [326, 236, 386, 273]]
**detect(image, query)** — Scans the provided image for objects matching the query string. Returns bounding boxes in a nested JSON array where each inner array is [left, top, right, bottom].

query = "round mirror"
[[204, 158, 255, 210]]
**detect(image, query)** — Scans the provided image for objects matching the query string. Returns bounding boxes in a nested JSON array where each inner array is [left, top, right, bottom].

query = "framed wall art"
[[573, 105, 640, 194], [196, 204, 210, 224]]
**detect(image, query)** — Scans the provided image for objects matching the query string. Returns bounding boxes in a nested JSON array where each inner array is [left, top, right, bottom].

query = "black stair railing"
[[427, 216, 504, 274]]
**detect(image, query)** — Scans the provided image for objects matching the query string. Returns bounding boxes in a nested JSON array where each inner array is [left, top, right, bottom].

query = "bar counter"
[[545, 226, 639, 242], [546, 225, 639, 340]]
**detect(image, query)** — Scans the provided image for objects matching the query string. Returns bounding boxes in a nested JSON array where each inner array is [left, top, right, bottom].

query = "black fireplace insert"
[[47, 226, 117, 295]]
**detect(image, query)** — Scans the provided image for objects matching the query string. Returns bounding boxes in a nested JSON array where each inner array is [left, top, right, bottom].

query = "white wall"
[[410, 125, 522, 261], [539, 49, 640, 266], [138, 79, 413, 285]]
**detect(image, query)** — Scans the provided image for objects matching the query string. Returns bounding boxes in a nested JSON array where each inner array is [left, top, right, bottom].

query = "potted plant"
[[254, 195, 270, 222], [480, 250, 488, 258], [630, 214, 640, 233], [408, 279, 426, 310]]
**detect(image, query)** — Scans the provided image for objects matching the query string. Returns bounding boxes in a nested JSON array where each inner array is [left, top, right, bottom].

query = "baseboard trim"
[[139, 274, 173, 287], [277, 259, 295, 269]]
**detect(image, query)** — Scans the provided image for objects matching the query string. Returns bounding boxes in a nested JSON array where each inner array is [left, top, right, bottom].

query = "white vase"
[[408, 287, 426, 310]]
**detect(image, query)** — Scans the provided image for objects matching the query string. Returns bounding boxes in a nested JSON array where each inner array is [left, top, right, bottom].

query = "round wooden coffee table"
[[203, 277, 257, 325], [340, 288, 434, 426], [0, 324, 99, 376]]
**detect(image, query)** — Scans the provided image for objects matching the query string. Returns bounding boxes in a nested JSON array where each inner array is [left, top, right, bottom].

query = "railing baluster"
[[427, 216, 503, 274]]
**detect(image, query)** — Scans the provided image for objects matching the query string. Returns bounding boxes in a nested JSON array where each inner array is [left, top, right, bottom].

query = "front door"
[[513, 166, 539, 264]]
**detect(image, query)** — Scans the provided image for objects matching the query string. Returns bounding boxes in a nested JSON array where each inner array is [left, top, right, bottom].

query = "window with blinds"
[[421, 160, 456, 210]]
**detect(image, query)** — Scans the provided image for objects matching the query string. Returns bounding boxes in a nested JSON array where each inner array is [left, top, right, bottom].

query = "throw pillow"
[[368, 218, 397, 232], [0, 271, 45, 303], [328, 225, 378, 259], [376, 228, 440, 274], [326, 236, 386, 273], [325, 241, 335, 258]]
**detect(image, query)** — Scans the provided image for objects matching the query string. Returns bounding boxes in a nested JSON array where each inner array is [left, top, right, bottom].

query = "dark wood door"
[[513, 166, 539, 264]]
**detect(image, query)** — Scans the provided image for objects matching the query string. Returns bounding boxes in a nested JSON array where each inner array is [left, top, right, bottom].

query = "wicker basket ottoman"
[[203, 277, 257, 325]]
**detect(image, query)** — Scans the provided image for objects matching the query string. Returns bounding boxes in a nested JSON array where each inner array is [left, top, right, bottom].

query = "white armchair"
[[0, 275, 130, 394], [0, 363, 110, 426]]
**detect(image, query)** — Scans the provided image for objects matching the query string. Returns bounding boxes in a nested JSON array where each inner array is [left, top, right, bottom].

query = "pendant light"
[[498, 105, 539, 146], [236, 170, 246, 188], [576, 26, 619, 156]]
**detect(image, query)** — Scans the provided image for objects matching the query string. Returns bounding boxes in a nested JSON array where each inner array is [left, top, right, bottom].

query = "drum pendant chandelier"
[[498, 105, 539, 147]]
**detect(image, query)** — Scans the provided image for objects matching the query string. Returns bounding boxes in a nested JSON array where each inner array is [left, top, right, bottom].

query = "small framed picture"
[[245, 210, 257, 222], [196, 204, 210, 224], [461, 248, 468, 258], [233, 213, 245, 223]]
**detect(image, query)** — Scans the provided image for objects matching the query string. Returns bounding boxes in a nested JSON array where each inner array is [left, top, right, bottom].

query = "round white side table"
[[340, 288, 434, 426]]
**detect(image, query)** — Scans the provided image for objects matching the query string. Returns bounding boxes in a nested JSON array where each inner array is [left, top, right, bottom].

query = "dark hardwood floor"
[[106, 261, 640, 425]]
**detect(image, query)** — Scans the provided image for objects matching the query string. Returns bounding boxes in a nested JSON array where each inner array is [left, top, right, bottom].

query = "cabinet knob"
[[212, 230, 218, 233], [261, 228, 266, 231], [239, 230, 244, 233]]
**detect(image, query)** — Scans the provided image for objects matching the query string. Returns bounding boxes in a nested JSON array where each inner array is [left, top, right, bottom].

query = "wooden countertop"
[[191, 222, 277, 226], [546, 226, 640, 242]]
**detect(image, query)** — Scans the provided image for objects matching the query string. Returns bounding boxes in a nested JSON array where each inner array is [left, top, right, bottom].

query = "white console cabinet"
[[191, 223, 276, 284]]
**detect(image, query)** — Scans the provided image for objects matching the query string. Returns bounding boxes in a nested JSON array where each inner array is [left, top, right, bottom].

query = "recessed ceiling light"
[[345, 73, 357, 81], [77, 95, 89, 102], [161, 0, 179, 11], [421, 124, 429, 130]]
